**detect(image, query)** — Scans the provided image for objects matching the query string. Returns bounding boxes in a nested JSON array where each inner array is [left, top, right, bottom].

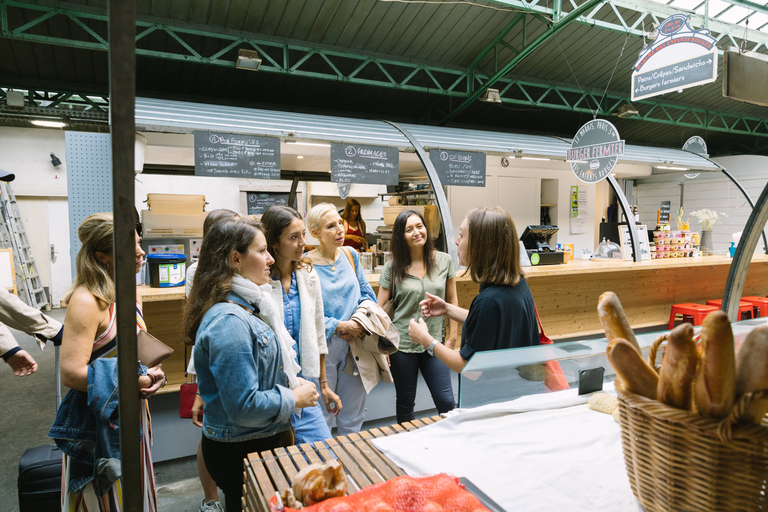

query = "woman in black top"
[[409, 207, 539, 372]]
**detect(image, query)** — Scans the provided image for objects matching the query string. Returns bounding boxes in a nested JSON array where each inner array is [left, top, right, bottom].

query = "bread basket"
[[616, 334, 768, 512]]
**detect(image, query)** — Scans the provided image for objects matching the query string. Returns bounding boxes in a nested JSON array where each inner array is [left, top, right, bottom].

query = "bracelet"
[[195, 391, 201, 396], [319, 380, 328, 384], [147, 373, 156, 387], [160, 372, 167, 388]]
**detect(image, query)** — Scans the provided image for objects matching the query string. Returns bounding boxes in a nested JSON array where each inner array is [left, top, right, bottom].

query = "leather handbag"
[[179, 344, 198, 419], [137, 329, 174, 368], [534, 306, 570, 391]]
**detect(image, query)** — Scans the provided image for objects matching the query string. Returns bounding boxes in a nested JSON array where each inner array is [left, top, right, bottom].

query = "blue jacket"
[[49, 357, 148, 495], [194, 291, 295, 442]]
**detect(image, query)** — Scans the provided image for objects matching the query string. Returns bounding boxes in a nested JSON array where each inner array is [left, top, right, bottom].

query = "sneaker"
[[200, 498, 224, 512]]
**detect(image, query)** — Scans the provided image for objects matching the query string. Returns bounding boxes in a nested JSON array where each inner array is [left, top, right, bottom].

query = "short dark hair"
[[465, 207, 524, 286]]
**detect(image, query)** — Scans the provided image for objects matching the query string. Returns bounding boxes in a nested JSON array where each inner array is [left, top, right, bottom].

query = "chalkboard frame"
[[330, 142, 399, 185], [194, 130, 281, 179], [427, 148, 487, 187], [240, 190, 302, 217]]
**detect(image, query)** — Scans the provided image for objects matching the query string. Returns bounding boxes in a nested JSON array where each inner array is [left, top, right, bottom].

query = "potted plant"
[[690, 209, 727, 256]]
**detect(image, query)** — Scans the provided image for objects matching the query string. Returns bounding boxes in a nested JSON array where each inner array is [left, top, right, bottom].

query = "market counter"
[[140, 254, 768, 391]]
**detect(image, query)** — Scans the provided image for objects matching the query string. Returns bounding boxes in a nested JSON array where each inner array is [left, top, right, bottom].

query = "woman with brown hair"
[[184, 217, 318, 512], [340, 198, 368, 251], [50, 212, 165, 511], [409, 207, 539, 373]]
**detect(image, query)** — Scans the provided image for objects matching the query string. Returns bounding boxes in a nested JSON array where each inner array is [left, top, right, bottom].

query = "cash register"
[[520, 225, 566, 266]]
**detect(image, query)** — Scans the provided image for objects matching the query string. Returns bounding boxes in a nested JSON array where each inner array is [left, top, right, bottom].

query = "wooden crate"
[[243, 416, 442, 512]]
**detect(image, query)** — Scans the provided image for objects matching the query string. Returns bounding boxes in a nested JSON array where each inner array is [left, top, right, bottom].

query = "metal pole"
[[718, 167, 768, 254], [108, 0, 141, 510], [722, 181, 768, 321], [384, 121, 459, 268], [607, 175, 643, 262]]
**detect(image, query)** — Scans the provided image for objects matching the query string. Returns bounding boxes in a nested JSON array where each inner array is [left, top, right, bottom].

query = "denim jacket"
[[49, 357, 148, 495], [194, 291, 295, 442]]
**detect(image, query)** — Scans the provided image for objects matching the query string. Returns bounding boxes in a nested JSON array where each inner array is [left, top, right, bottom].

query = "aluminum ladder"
[[0, 182, 49, 308]]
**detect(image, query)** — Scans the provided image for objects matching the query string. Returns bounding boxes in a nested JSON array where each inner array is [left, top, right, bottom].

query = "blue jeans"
[[389, 350, 455, 424], [292, 377, 332, 444]]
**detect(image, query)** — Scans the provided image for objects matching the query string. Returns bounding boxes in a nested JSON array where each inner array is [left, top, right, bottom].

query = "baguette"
[[657, 323, 698, 410], [607, 337, 658, 399], [735, 325, 768, 424], [694, 310, 736, 418], [598, 292, 641, 353]]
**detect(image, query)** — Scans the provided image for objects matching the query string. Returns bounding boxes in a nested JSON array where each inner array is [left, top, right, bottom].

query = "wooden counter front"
[[140, 254, 768, 391]]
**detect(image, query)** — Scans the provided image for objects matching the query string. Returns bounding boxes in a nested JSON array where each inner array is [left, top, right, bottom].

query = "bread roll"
[[657, 323, 698, 410], [607, 337, 658, 399], [735, 325, 768, 424], [588, 393, 619, 414], [598, 292, 641, 353], [694, 311, 736, 418]]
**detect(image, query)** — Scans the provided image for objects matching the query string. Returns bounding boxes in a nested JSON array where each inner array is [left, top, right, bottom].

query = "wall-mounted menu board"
[[330, 143, 399, 185], [194, 131, 280, 179], [428, 149, 486, 187], [659, 200, 671, 224], [246, 192, 293, 216]]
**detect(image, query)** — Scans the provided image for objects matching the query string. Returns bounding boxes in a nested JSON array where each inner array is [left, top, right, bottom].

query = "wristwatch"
[[427, 339, 439, 356]]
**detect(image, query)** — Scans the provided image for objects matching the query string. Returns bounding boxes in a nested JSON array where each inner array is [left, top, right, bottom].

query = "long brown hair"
[[465, 207, 524, 286], [63, 212, 115, 307], [341, 198, 366, 236], [261, 205, 312, 279], [391, 209, 435, 285], [183, 217, 263, 345]]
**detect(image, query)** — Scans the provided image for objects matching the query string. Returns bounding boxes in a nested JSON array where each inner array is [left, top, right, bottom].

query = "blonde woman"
[[50, 213, 165, 511], [306, 203, 376, 434]]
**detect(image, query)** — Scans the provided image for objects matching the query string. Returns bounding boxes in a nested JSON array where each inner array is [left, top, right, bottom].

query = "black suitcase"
[[18, 444, 62, 512]]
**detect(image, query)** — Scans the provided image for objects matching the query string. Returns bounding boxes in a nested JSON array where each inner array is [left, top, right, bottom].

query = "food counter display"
[[140, 254, 768, 392]]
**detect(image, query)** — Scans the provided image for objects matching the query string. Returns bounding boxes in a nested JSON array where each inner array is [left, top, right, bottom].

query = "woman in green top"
[[377, 210, 458, 423]]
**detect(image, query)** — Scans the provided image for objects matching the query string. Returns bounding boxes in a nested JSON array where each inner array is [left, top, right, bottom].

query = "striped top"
[[89, 302, 146, 362]]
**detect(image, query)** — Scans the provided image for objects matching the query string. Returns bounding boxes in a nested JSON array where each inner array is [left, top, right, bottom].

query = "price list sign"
[[194, 131, 281, 179], [246, 192, 290, 216], [428, 150, 486, 187], [330, 143, 399, 185]]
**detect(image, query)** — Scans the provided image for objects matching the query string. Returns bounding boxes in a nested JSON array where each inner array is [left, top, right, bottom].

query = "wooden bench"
[[242, 416, 442, 512]]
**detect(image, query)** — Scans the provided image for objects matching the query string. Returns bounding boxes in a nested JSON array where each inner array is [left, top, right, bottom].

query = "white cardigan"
[[269, 266, 328, 379]]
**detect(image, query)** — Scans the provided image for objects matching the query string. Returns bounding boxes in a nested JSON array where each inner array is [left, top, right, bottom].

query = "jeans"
[[292, 377, 332, 444], [389, 350, 455, 424], [202, 429, 293, 512]]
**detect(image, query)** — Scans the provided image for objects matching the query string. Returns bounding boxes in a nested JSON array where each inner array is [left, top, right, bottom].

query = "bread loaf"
[[694, 311, 736, 418], [657, 323, 698, 410], [735, 325, 768, 424], [607, 337, 658, 399], [597, 292, 641, 353]]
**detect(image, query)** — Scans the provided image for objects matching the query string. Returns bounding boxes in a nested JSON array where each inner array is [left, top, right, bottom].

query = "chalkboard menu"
[[246, 192, 293, 216], [330, 143, 399, 185], [428, 149, 486, 187], [194, 131, 280, 179], [659, 200, 671, 223]]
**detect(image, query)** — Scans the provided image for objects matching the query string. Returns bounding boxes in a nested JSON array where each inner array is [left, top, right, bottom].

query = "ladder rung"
[[32, 288, 44, 294]]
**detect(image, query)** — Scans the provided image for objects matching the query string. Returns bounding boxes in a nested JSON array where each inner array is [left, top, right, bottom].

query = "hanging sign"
[[330, 143, 399, 185], [681, 135, 707, 179], [631, 14, 717, 101], [567, 119, 624, 183], [194, 131, 280, 179], [428, 149, 486, 187], [659, 200, 671, 224], [246, 192, 291, 216]]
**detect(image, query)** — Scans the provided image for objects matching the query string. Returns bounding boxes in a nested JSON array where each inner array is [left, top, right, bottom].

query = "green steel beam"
[[441, 0, 604, 124]]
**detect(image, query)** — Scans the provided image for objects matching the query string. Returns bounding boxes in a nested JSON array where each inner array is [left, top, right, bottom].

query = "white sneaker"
[[199, 498, 224, 512]]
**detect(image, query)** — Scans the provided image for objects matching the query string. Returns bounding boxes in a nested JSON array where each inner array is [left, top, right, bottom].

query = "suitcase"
[[18, 444, 62, 512]]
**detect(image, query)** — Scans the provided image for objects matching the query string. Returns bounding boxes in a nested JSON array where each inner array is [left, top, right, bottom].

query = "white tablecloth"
[[372, 384, 641, 512]]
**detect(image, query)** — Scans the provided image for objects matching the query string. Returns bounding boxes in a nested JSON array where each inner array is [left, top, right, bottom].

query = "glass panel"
[[457, 318, 766, 409]]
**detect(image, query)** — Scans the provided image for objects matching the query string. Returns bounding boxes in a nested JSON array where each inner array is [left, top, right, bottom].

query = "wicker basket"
[[616, 335, 768, 512]]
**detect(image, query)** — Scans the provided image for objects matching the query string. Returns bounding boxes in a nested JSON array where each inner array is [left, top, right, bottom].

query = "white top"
[[185, 261, 198, 375]]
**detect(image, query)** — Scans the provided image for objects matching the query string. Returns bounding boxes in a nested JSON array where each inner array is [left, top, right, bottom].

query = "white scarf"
[[230, 274, 301, 390]]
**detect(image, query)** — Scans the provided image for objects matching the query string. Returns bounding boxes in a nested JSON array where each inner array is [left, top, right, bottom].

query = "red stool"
[[668, 303, 719, 329], [740, 296, 768, 318], [705, 300, 754, 320]]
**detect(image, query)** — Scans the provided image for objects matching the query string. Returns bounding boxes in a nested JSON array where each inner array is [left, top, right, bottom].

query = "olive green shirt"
[[379, 251, 455, 353]]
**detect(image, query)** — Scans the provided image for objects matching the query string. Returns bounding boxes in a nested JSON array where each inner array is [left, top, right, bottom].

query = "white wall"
[[0, 127, 68, 197], [635, 155, 768, 255]]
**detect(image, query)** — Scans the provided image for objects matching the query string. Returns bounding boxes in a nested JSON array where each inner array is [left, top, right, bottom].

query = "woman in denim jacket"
[[184, 217, 318, 512], [53, 213, 165, 511]]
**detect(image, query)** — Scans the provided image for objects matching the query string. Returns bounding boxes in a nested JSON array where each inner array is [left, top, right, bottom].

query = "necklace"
[[318, 248, 337, 271]]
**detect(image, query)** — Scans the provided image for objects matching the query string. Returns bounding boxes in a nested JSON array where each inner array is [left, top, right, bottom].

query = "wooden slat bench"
[[242, 416, 442, 512]]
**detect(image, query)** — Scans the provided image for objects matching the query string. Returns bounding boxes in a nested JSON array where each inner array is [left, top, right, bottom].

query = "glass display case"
[[457, 318, 766, 409]]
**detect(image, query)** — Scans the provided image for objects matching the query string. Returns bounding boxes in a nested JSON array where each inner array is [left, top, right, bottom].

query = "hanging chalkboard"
[[246, 192, 294, 216], [428, 149, 486, 187], [194, 131, 280, 179], [330, 143, 399, 185]]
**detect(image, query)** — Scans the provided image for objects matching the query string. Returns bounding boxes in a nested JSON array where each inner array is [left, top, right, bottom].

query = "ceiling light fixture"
[[297, 155, 304, 159], [479, 88, 502, 103], [286, 141, 331, 147], [235, 49, 262, 71], [656, 165, 687, 170], [5, 90, 25, 108], [521, 157, 551, 161], [31, 119, 67, 128], [615, 104, 639, 118]]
